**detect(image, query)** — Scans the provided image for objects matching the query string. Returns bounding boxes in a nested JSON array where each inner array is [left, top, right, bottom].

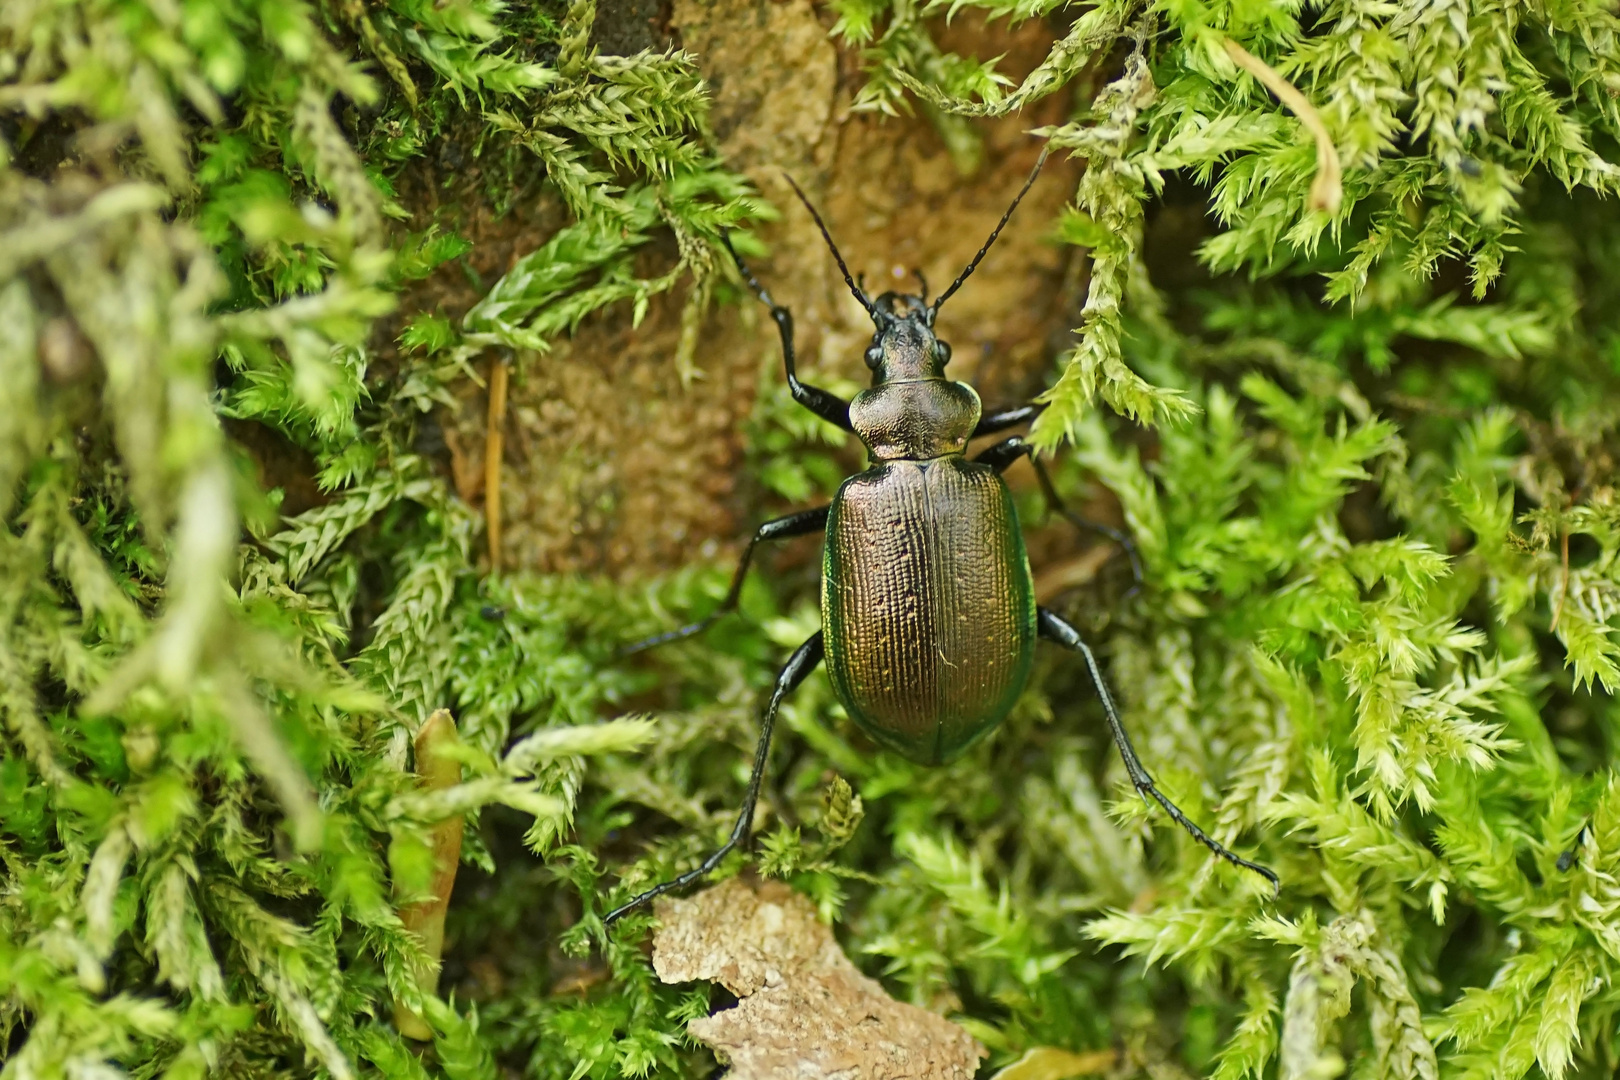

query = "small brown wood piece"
[[484, 356, 509, 573], [652, 878, 985, 1080], [393, 709, 464, 1041]]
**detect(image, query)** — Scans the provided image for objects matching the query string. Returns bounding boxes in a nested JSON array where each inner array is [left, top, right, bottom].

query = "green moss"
[[5, 0, 1620, 1077]]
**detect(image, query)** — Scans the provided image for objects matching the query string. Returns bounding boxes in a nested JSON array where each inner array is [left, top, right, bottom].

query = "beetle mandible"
[[606, 149, 1278, 923]]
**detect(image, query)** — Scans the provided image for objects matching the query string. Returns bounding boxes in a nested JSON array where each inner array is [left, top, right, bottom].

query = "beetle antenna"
[[913, 268, 929, 302], [784, 174, 879, 319], [930, 145, 1051, 318]]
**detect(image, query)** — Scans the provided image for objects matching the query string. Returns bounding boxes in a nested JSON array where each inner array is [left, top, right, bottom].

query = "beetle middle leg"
[[1036, 607, 1279, 891], [973, 436, 1143, 587], [622, 506, 829, 654], [605, 632, 826, 924]]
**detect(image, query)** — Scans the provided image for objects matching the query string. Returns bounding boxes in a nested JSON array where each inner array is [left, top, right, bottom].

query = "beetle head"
[[863, 292, 951, 383]]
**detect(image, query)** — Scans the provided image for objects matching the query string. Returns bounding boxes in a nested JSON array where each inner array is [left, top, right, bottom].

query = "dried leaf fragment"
[[653, 878, 985, 1080], [990, 1046, 1116, 1080]]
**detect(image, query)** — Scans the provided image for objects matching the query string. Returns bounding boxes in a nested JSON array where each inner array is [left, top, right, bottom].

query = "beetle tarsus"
[[619, 622, 708, 656], [1557, 821, 1590, 872], [1036, 607, 1278, 893], [1138, 781, 1281, 892], [620, 506, 830, 656], [720, 231, 855, 433], [605, 632, 826, 924], [604, 835, 745, 924]]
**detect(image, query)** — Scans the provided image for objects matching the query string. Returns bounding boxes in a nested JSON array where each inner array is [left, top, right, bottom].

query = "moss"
[[5, 0, 1620, 1078]]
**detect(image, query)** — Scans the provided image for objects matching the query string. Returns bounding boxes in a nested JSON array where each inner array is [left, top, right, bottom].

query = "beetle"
[[605, 151, 1277, 923]]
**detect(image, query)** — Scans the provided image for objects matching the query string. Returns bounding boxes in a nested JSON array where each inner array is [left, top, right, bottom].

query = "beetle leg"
[[971, 435, 1032, 473], [620, 506, 829, 654], [1557, 820, 1591, 872], [972, 437, 1143, 589], [1036, 607, 1280, 893], [721, 233, 855, 433], [1027, 455, 1144, 590], [605, 632, 826, 925], [973, 402, 1046, 438]]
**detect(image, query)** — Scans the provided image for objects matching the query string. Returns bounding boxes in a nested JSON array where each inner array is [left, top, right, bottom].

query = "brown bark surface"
[[426, 0, 1090, 578]]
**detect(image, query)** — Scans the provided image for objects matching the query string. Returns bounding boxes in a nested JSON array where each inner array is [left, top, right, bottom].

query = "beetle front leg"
[[622, 506, 829, 654], [721, 233, 854, 433], [1036, 607, 1280, 892], [606, 632, 826, 925], [973, 437, 1143, 587]]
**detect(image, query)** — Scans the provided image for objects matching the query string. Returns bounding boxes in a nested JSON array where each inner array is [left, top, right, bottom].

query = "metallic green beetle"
[[606, 154, 1276, 923]]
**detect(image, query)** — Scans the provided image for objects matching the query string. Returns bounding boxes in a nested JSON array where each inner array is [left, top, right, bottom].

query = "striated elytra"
[[607, 149, 1277, 924], [823, 319, 1036, 766]]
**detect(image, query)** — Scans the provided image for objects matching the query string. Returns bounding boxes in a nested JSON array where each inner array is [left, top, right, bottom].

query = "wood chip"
[[652, 878, 986, 1079]]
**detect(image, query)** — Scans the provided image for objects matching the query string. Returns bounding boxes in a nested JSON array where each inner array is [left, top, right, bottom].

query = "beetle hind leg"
[[605, 632, 826, 925], [1036, 607, 1279, 893]]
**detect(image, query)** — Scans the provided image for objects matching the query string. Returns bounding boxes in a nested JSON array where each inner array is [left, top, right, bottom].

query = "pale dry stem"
[[1223, 38, 1343, 214]]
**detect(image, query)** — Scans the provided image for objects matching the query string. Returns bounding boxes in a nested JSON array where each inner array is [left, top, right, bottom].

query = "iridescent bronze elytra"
[[606, 151, 1277, 923]]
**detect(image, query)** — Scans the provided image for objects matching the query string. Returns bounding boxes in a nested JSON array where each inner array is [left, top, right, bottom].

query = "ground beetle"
[[605, 151, 1278, 923]]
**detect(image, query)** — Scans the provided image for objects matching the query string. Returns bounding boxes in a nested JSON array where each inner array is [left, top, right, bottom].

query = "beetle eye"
[[936, 340, 952, 365], [864, 344, 884, 368]]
